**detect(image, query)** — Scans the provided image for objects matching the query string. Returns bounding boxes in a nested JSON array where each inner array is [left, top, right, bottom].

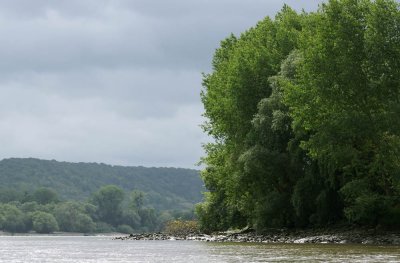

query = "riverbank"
[[114, 228, 400, 245]]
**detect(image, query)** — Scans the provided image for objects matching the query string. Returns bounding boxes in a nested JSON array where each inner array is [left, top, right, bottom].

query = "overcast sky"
[[0, 1, 322, 168]]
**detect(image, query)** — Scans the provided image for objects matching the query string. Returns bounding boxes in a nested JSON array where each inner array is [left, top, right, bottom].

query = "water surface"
[[0, 236, 399, 262]]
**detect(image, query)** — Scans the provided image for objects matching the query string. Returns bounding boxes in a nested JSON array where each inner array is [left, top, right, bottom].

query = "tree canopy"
[[0, 158, 204, 211], [197, 0, 400, 233]]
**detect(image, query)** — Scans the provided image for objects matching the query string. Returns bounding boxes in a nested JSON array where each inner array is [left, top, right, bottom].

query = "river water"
[[0, 236, 399, 262]]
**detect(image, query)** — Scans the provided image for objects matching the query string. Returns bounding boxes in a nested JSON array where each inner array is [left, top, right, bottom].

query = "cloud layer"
[[0, 1, 322, 168]]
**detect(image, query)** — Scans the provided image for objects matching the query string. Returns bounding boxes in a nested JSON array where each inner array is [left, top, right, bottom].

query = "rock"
[[112, 228, 400, 245]]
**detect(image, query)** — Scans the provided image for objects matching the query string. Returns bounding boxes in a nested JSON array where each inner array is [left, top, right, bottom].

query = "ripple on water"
[[0, 236, 399, 263]]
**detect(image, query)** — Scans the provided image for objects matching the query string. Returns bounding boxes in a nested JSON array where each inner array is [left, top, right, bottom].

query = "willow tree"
[[197, 6, 303, 232], [198, 0, 400, 232], [284, 0, 400, 226]]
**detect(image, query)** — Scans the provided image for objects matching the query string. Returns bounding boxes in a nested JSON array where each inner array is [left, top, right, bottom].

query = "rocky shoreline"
[[114, 228, 400, 245]]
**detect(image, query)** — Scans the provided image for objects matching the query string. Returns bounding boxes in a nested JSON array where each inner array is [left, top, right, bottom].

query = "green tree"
[[121, 190, 144, 229], [0, 204, 27, 233], [32, 211, 59, 234], [198, 0, 400, 231], [138, 208, 159, 232], [238, 51, 301, 229], [91, 185, 124, 226], [0, 189, 22, 203], [284, 0, 400, 226], [54, 201, 95, 233], [74, 213, 95, 233], [198, 5, 304, 232], [20, 201, 40, 213], [129, 190, 145, 211], [33, 187, 58, 205], [121, 209, 141, 229]]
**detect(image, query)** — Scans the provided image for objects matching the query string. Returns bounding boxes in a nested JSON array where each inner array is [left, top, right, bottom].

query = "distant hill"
[[0, 158, 205, 211]]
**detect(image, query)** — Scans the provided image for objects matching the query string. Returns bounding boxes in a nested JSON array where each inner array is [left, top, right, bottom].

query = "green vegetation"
[[0, 185, 188, 234], [0, 158, 204, 234], [32, 212, 59, 234], [164, 220, 199, 236], [197, 0, 400, 233], [91, 185, 125, 226], [0, 158, 204, 211], [0, 204, 27, 233]]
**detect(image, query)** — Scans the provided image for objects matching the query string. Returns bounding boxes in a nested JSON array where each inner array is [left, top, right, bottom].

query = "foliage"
[[32, 188, 59, 205], [0, 186, 188, 234], [0, 204, 26, 233], [0, 157, 203, 233], [164, 220, 199, 236], [54, 201, 95, 233], [32, 211, 59, 234], [199, 5, 305, 232], [91, 185, 125, 225], [284, 0, 400, 226], [198, 0, 400, 232], [138, 207, 159, 232], [0, 158, 204, 211]]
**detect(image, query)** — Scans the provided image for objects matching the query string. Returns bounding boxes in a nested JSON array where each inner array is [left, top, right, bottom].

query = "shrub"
[[0, 204, 27, 233], [164, 220, 199, 236], [32, 211, 59, 233]]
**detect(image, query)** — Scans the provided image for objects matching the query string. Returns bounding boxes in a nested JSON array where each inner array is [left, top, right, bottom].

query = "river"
[[0, 236, 399, 262]]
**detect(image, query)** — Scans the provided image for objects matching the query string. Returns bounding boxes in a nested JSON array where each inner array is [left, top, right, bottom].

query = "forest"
[[0, 158, 203, 211], [0, 158, 204, 233], [0, 185, 195, 234], [196, 0, 400, 233]]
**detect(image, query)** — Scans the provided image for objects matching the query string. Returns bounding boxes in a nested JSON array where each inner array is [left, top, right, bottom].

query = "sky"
[[0, 0, 322, 168]]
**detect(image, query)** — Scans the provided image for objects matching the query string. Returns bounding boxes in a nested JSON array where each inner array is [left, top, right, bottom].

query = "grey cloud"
[[0, 0, 324, 168], [0, 1, 322, 74], [0, 68, 201, 119]]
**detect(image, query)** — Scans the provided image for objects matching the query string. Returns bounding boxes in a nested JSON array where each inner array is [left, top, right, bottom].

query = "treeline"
[[0, 186, 195, 234], [0, 158, 203, 211], [196, 0, 400, 233]]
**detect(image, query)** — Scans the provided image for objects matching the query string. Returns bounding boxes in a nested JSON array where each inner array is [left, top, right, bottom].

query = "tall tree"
[[198, 6, 304, 232], [91, 185, 125, 226], [32, 187, 58, 205], [284, 0, 400, 226], [198, 0, 400, 231]]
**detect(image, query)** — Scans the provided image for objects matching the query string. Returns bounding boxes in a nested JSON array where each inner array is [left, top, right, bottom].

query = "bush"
[[54, 202, 95, 233], [32, 211, 59, 233], [0, 204, 27, 233], [340, 180, 383, 225], [164, 220, 199, 236], [74, 214, 95, 233]]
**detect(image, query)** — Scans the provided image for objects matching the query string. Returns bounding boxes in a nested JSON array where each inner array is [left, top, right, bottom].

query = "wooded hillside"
[[0, 158, 204, 211]]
